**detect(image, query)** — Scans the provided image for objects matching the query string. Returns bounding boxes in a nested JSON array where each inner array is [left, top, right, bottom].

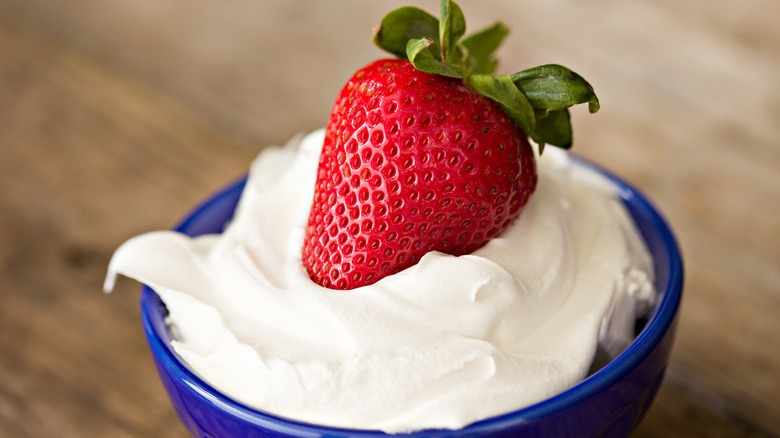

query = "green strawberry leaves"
[[511, 65, 600, 116], [533, 110, 572, 152], [461, 22, 509, 75], [373, 0, 599, 151], [372, 7, 440, 59], [374, 6, 465, 78], [511, 64, 599, 151], [406, 38, 463, 78]]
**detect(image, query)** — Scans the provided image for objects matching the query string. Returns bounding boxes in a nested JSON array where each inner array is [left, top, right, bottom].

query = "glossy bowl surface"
[[141, 161, 683, 438]]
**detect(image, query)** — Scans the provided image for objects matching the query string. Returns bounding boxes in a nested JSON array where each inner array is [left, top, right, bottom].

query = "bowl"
[[140, 159, 683, 437]]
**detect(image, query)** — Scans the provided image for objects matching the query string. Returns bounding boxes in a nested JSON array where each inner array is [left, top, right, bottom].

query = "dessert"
[[104, 1, 655, 434]]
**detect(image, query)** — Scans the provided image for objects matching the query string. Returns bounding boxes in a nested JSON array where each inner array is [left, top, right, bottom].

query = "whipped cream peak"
[[105, 129, 654, 433]]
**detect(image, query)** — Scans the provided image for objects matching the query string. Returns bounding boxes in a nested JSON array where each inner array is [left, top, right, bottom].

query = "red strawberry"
[[303, 58, 537, 289], [302, 0, 599, 289]]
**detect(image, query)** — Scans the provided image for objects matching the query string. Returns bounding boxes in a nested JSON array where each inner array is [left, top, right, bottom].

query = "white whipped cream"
[[104, 129, 654, 433]]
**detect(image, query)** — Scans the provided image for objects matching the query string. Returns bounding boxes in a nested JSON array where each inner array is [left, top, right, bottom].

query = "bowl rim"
[[141, 158, 684, 436]]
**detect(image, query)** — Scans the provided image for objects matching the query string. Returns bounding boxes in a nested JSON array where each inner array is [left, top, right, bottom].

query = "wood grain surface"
[[1, 1, 778, 437]]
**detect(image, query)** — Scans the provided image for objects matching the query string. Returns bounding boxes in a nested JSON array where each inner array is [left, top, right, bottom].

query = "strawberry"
[[303, 0, 599, 289], [303, 58, 536, 289]]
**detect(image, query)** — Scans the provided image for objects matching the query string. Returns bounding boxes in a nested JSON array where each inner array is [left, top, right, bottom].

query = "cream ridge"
[[104, 129, 654, 433]]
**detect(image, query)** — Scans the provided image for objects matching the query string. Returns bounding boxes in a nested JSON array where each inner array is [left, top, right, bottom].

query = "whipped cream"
[[104, 129, 654, 433]]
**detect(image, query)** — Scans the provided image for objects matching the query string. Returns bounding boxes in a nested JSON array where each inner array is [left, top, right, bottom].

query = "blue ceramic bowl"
[[140, 160, 683, 438]]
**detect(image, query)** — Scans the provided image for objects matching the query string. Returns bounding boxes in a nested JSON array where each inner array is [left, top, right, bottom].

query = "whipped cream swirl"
[[104, 129, 654, 433]]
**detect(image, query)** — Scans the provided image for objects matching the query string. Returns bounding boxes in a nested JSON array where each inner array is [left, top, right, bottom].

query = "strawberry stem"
[[373, 0, 599, 151]]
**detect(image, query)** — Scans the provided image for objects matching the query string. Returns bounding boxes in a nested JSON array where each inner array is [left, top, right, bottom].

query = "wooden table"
[[1, 1, 778, 436]]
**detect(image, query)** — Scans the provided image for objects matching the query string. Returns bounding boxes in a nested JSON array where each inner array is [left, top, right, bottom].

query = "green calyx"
[[372, 0, 600, 152]]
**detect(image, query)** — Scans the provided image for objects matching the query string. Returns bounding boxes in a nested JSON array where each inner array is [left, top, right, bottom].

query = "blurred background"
[[1, 0, 778, 436]]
